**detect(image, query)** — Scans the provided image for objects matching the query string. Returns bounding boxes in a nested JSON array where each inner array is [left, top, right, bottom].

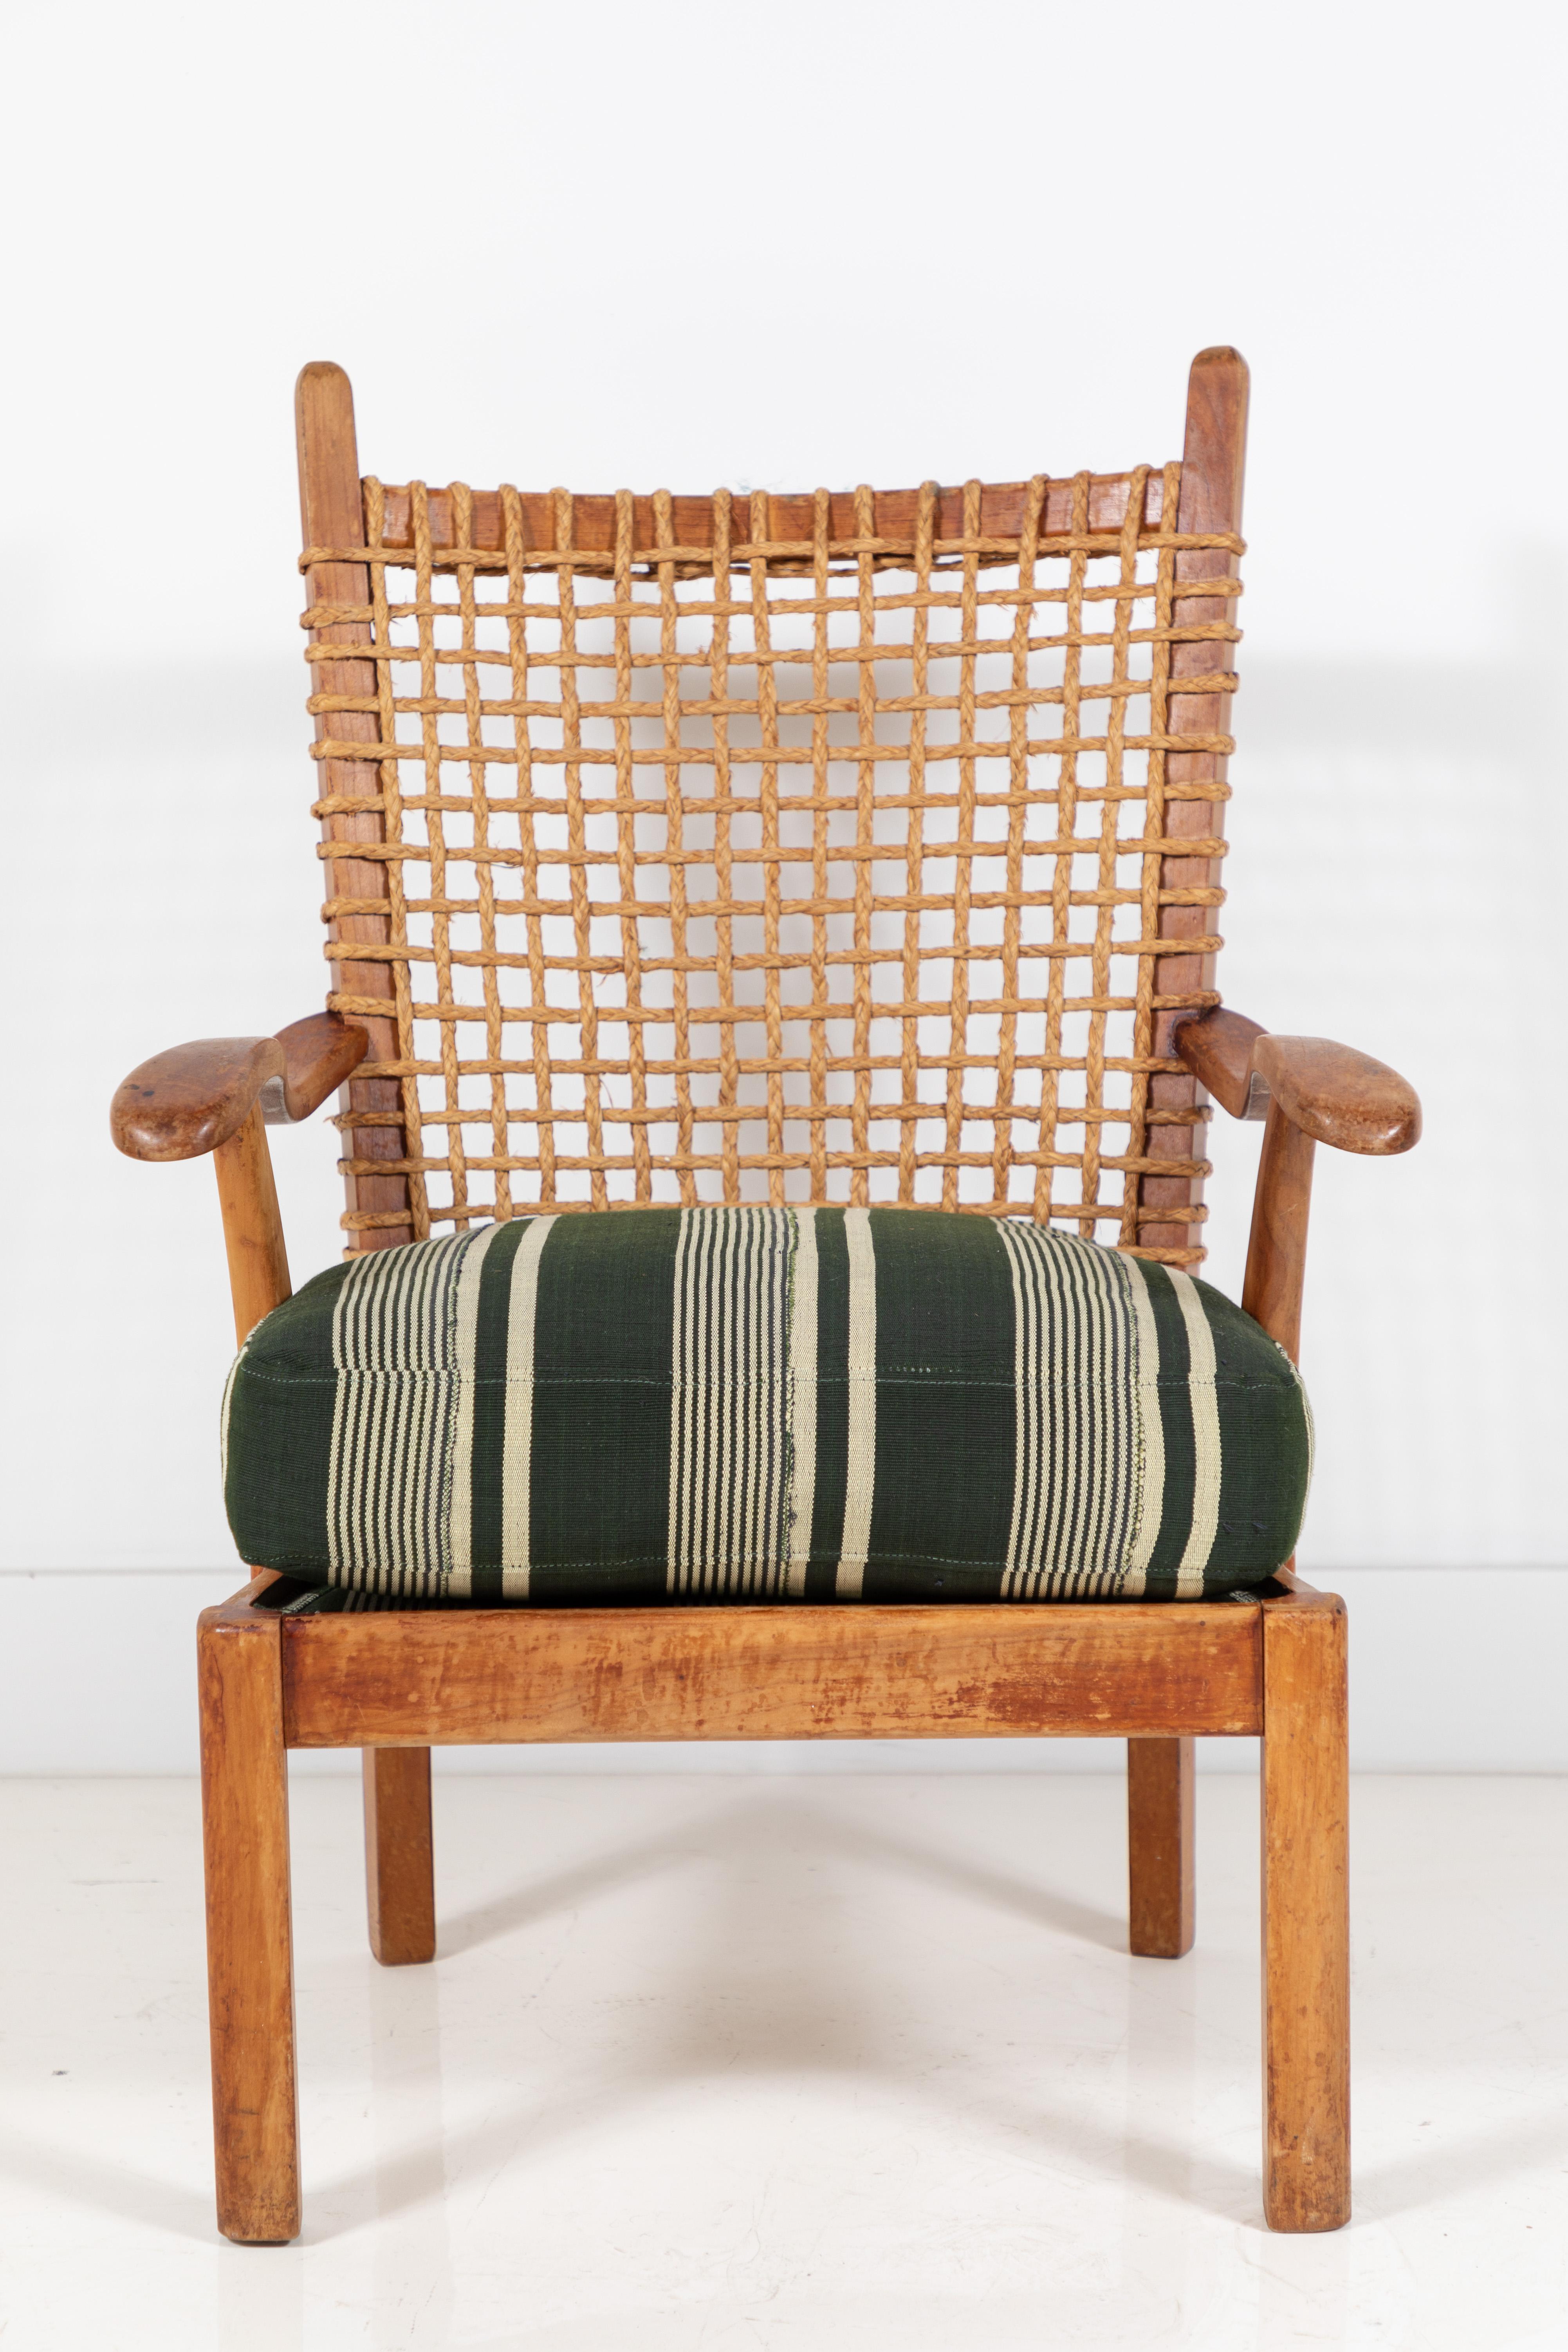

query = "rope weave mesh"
[[301, 465, 1241, 1263]]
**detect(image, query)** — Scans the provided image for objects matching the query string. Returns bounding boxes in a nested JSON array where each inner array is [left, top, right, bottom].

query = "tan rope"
[[306, 467, 1240, 1263]]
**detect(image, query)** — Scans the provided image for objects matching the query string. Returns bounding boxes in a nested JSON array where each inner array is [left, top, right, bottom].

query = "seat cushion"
[[222, 1208, 1312, 1605]]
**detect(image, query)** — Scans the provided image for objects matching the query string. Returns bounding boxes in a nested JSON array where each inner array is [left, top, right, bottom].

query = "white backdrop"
[[2, 0, 1564, 1768]]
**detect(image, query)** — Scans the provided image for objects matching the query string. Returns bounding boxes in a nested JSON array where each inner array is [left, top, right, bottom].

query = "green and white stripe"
[[785, 1207, 819, 1595], [1122, 1254, 1166, 1593], [327, 1230, 476, 1594], [668, 1206, 793, 1597], [998, 1224, 1141, 1599], [448, 1221, 505, 1586], [1167, 1264, 1223, 1599], [498, 1213, 556, 1597], [834, 1207, 878, 1599]]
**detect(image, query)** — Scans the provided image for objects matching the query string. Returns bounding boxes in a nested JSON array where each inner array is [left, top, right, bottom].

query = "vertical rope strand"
[[413, 482, 467, 1230], [711, 491, 741, 1202], [656, 489, 697, 1205], [898, 482, 937, 1204], [612, 489, 653, 1201], [807, 488, 832, 1204], [502, 484, 557, 1209], [1034, 471, 1091, 1224], [453, 482, 510, 1224], [554, 488, 608, 1211], [849, 483, 879, 1210], [1121, 461, 1183, 1248], [362, 478, 429, 1240], [941, 479, 983, 1212], [994, 474, 1046, 1208], [1081, 466, 1148, 1236]]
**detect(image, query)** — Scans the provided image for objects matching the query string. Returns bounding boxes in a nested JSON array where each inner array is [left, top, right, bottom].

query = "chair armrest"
[[111, 1014, 369, 1162], [1175, 1011, 1420, 1154], [1252, 1036, 1420, 1157]]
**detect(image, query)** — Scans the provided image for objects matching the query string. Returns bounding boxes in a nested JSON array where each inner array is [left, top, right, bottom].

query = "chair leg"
[[198, 1606, 300, 2243], [1261, 1594, 1350, 2231], [363, 1748, 436, 1965], [1127, 1735, 1196, 1957]]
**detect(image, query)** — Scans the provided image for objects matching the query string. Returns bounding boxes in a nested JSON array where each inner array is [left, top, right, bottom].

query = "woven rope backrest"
[[303, 464, 1241, 1264]]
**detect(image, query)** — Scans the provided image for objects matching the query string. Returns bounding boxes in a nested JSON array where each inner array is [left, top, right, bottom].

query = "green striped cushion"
[[222, 1208, 1312, 1604]]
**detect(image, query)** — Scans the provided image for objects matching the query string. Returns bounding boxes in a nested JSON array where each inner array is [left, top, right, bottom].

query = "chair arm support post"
[[1184, 1008, 1420, 1362], [111, 1013, 363, 1344], [1241, 1101, 1316, 1364], [215, 1107, 292, 1346]]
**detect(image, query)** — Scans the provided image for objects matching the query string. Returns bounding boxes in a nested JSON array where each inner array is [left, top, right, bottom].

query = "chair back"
[[296, 348, 1247, 1267]]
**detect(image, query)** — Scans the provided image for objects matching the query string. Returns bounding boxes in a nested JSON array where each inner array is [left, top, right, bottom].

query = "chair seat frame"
[[200, 1565, 1348, 2241]]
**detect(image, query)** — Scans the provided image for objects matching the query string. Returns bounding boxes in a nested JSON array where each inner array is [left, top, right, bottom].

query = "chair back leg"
[[1127, 1735, 1196, 1957], [1261, 1593, 1351, 2230], [363, 1747, 437, 1964], [198, 1605, 300, 2242]]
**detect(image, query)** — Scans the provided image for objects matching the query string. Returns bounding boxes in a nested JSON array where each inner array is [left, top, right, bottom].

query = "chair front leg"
[[198, 1605, 300, 2243], [1127, 1735, 1196, 1956], [1261, 1592, 1350, 2230], [362, 1748, 436, 1964]]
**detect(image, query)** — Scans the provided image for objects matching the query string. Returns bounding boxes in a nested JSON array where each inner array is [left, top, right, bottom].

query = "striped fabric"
[[669, 1208, 792, 1597], [223, 1208, 1313, 1604]]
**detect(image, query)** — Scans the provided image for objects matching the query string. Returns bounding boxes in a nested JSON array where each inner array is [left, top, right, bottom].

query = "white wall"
[[2, 0, 1563, 1767]]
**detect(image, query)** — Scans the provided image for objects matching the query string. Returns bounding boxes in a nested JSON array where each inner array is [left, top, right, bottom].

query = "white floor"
[[1, 1775, 1564, 2351]]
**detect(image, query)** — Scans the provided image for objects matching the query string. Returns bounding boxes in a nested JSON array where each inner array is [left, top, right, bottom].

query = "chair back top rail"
[[317, 471, 1174, 576]]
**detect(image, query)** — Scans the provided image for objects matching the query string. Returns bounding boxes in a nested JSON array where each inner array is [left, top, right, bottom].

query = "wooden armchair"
[[112, 347, 1418, 2244]]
